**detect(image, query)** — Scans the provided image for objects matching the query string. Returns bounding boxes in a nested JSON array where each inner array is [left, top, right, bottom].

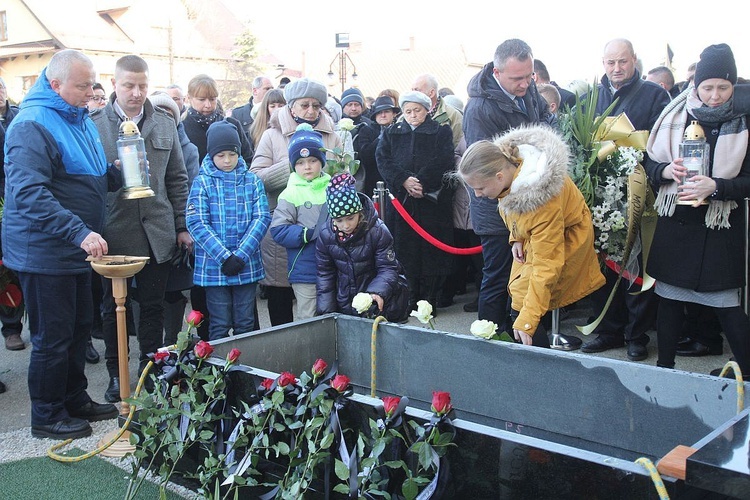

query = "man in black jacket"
[[0, 76, 24, 354], [580, 38, 670, 361], [340, 87, 379, 194], [230, 75, 274, 135], [462, 38, 554, 336]]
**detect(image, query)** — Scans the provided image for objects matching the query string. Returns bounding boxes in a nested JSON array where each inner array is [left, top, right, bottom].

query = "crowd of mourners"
[[1, 35, 750, 441]]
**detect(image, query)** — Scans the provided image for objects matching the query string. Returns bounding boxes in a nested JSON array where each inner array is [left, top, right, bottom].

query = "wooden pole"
[[111, 277, 131, 416]]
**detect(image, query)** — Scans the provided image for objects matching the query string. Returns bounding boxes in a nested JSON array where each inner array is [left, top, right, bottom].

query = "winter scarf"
[[648, 85, 748, 228], [187, 106, 223, 128]]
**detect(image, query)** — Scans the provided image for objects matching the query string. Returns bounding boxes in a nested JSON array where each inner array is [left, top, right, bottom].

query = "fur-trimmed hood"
[[496, 125, 570, 215]]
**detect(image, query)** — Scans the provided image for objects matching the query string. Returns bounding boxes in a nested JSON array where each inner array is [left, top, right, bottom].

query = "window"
[[22, 75, 37, 93], [0, 11, 8, 42]]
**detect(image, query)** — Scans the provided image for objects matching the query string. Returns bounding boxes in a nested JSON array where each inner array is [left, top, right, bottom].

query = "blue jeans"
[[205, 284, 257, 340], [18, 272, 93, 425], [477, 232, 512, 333]]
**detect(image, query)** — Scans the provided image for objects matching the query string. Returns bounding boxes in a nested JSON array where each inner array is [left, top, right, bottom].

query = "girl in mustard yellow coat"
[[459, 126, 605, 347]]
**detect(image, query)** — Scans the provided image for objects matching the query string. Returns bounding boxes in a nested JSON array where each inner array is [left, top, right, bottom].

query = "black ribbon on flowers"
[[577, 164, 656, 335], [328, 397, 359, 497], [408, 412, 456, 500]]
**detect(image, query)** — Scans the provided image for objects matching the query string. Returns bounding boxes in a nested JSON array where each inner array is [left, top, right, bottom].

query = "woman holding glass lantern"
[[645, 43, 750, 377]]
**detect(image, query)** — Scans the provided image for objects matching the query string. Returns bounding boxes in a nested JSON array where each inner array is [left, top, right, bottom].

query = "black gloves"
[[221, 254, 245, 276], [304, 226, 317, 243]]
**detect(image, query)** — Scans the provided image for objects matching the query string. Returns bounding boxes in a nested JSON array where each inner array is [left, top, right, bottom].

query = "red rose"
[[153, 350, 170, 363], [278, 371, 297, 388], [382, 396, 400, 417], [330, 374, 351, 393], [431, 391, 452, 416], [194, 340, 214, 360], [227, 348, 241, 365], [260, 378, 274, 391], [186, 310, 204, 327], [312, 358, 328, 377], [0, 284, 22, 308]]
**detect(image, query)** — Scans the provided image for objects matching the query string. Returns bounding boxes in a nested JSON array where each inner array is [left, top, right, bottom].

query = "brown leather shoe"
[[4, 333, 25, 351]]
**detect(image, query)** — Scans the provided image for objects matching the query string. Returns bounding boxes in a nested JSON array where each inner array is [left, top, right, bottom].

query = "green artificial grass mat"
[[0, 448, 187, 499]]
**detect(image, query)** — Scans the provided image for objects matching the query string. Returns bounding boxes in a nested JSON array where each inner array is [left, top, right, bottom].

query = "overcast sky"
[[227, 0, 748, 89]]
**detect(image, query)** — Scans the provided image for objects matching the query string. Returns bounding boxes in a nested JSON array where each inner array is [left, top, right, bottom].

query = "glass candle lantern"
[[117, 120, 154, 199], [678, 120, 710, 185]]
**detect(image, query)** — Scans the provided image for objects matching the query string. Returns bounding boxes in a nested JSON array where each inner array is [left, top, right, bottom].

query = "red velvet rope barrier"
[[388, 194, 483, 255], [603, 256, 644, 286]]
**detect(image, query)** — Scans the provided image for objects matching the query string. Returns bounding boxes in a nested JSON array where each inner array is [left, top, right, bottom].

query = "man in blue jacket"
[[2, 49, 120, 439]]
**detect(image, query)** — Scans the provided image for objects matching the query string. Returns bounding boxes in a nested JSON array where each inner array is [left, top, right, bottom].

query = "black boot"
[[85, 339, 100, 364], [105, 377, 120, 403], [407, 276, 421, 312], [426, 275, 447, 316]]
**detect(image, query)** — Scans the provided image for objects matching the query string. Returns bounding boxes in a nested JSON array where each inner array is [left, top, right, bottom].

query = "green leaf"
[[333, 484, 350, 494], [334, 458, 350, 480], [498, 331, 514, 342], [384, 460, 406, 469], [320, 432, 334, 449], [276, 441, 290, 455], [402, 478, 418, 500], [417, 442, 433, 470]]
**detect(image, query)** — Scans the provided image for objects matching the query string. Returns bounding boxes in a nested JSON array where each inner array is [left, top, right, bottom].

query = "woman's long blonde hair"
[[249, 89, 287, 148]]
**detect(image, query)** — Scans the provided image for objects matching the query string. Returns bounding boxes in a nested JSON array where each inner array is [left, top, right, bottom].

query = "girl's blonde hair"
[[458, 140, 521, 181]]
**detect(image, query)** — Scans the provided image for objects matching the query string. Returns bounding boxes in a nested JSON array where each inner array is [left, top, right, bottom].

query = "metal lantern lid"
[[684, 120, 706, 141], [119, 120, 140, 137]]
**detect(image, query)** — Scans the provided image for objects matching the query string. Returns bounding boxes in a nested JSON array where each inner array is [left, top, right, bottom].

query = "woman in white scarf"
[[645, 43, 750, 378]]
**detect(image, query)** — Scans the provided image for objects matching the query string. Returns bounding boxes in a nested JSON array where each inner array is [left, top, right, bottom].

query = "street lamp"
[[327, 33, 358, 94]]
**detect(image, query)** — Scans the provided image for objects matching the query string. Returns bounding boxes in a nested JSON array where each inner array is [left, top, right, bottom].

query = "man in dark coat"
[[0, 76, 24, 354], [91, 55, 190, 403], [340, 87, 380, 195], [580, 38, 670, 361], [462, 38, 553, 334], [230, 75, 274, 136]]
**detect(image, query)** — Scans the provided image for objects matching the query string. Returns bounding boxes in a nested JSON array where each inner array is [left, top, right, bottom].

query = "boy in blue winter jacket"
[[270, 124, 331, 320], [186, 121, 270, 340]]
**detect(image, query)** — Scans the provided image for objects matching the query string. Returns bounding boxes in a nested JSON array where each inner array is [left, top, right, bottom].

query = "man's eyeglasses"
[[90, 96, 106, 102]]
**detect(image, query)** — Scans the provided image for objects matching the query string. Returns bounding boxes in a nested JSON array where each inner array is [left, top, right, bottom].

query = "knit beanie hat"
[[694, 43, 737, 87], [206, 120, 241, 159], [340, 87, 364, 107], [326, 173, 363, 218], [288, 123, 326, 170], [325, 98, 342, 124], [399, 90, 432, 111], [148, 92, 180, 127], [284, 78, 328, 106]]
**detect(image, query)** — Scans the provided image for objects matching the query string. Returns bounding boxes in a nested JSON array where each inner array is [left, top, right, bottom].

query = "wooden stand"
[[88, 256, 149, 457]]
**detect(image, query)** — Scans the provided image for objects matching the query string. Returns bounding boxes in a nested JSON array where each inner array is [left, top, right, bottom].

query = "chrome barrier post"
[[374, 181, 388, 222], [548, 308, 582, 351]]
